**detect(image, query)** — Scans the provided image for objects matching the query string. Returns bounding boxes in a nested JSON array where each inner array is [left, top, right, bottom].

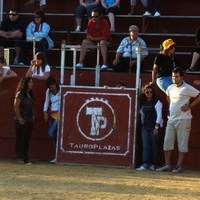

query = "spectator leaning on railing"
[[0, 56, 17, 83]]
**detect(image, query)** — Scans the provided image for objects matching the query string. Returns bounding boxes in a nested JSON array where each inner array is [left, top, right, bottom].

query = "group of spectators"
[[0, 8, 53, 65], [1, 1, 200, 172], [14, 76, 60, 165]]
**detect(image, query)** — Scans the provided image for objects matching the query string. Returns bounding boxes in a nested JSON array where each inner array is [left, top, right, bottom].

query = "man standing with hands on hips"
[[157, 67, 200, 173]]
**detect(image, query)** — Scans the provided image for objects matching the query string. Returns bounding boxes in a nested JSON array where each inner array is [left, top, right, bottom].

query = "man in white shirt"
[[112, 25, 148, 72], [157, 67, 200, 173]]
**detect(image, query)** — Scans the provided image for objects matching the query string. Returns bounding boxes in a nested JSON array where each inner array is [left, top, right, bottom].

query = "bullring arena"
[[0, 1, 200, 199]]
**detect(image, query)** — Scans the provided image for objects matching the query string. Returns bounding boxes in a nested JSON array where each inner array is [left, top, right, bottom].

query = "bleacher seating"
[[2, 0, 200, 71]]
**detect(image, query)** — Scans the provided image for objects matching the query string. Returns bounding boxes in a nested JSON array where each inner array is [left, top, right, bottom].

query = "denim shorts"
[[156, 76, 173, 92]]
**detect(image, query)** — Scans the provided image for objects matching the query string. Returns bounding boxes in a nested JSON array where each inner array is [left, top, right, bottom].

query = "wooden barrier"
[[0, 70, 200, 169]]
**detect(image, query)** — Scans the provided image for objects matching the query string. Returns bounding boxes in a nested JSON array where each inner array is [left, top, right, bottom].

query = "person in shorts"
[[157, 67, 200, 173]]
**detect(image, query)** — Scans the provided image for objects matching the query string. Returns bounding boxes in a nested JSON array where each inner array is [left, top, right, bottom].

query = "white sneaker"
[[136, 165, 148, 171], [50, 158, 56, 164], [154, 11, 161, 17], [75, 26, 81, 32], [101, 65, 108, 69], [149, 165, 156, 171], [143, 11, 151, 16], [76, 63, 83, 68]]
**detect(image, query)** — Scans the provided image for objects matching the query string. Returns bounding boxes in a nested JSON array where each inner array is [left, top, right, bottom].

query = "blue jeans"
[[75, 5, 99, 19], [141, 127, 160, 167], [48, 117, 58, 150], [156, 76, 173, 92], [48, 117, 57, 137]]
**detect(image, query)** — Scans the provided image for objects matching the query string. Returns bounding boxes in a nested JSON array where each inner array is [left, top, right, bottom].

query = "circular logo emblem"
[[77, 98, 116, 141]]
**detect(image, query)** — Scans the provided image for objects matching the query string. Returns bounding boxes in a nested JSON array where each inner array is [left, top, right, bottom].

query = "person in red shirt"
[[76, 9, 111, 69]]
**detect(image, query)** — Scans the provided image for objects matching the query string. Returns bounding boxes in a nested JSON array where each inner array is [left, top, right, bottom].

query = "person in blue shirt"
[[100, 0, 120, 32], [26, 10, 54, 55]]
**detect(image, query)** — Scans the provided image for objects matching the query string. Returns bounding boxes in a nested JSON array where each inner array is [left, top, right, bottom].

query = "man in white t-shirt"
[[157, 67, 200, 173]]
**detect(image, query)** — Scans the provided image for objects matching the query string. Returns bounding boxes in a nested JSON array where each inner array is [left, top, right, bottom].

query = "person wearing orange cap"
[[151, 39, 180, 92]]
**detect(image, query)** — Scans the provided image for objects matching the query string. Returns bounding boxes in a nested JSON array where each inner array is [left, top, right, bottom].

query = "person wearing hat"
[[151, 38, 180, 92], [112, 25, 148, 72]]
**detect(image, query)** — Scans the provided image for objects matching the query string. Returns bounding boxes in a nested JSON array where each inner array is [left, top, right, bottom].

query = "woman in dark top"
[[14, 77, 34, 164], [137, 84, 163, 171], [151, 39, 179, 92]]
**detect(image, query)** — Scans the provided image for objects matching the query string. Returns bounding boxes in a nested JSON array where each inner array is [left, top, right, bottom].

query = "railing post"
[[95, 43, 100, 87], [60, 40, 66, 85], [70, 48, 77, 86], [0, 0, 3, 23], [132, 44, 142, 167]]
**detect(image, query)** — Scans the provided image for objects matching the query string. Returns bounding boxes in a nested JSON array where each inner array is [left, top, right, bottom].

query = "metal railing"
[[60, 40, 101, 86], [0, 0, 3, 23]]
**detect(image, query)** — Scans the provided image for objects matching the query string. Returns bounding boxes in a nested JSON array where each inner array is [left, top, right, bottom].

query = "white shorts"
[[164, 119, 191, 152], [40, 0, 46, 7]]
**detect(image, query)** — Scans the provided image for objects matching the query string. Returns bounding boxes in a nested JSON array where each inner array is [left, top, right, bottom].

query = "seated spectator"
[[112, 25, 148, 72], [188, 27, 200, 71], [143, 0, 161, 17], [0, 56, 17, 83], [26, 52, 50, 80], [129, 0, 147, 15], [25, 0, 46, 10], [151, 39, 180, 92], [26, 10, 54, 56], [100, 0, 120, 32], [75, 0, 100, 32], [0, 8, 27, 65], [116, 81, 126, 88], [76, 9, 111, 70]]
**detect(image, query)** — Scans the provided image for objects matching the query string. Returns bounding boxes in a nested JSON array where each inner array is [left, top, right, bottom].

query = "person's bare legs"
[[164, 150, 172, 166], [76, 18, 82, 28], [108, 12, 115, 32], [129, 6, 135, 15], [176, 152, 185, 167], [78, 39, 94, 64], [99, 40, 108, 66], [190, 52, 200, 70]]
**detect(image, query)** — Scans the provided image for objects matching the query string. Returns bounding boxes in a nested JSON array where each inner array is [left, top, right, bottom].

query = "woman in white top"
[[0, 56, 17, 83], [26, 52, 50, 80], [43, 76, 60, 164]]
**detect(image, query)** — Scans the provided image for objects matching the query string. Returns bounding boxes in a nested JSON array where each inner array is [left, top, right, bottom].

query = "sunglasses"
[[34, 16, 41, 19], [145, 91, 153, 94], [9, 13, 17, 16], [92, 16, 99, 19]]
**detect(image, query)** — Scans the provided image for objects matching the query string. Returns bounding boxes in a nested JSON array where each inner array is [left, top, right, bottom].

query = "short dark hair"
[[172, 67, 184, 76], [9, 8, 19, 14], [34, 10, 45, 22], [116, 81, 126, 88], [91, 9, 102, 16]]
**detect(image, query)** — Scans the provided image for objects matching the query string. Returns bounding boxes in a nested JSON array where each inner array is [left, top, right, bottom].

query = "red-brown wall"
[[0, 69, 200, 169]]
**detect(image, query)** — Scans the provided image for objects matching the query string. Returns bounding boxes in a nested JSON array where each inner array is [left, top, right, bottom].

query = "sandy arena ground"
[[0, 160, 199, 200]]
